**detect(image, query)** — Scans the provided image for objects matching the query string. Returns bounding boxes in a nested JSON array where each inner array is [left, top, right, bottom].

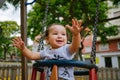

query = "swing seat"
[[31, 60, 98, 80]]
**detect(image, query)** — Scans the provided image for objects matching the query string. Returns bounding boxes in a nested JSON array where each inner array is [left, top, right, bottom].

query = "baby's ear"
[[45, 37, 49, 44]]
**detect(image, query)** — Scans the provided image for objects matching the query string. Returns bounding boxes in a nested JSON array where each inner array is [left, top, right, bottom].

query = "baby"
[[12, 19, 83, 80]]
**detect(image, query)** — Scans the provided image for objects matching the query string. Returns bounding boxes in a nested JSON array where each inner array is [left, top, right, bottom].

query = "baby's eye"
[[62, 33, 66, 36], [53, 33, 58, 35]]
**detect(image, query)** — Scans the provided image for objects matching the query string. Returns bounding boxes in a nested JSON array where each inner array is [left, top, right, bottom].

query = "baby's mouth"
[[56, 40, 63, 43]]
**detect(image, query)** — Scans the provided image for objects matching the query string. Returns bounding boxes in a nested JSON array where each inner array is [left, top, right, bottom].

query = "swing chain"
[[42, 0, 49, 30], [37, 0, 49, 51], [91, 0, 100, 64]]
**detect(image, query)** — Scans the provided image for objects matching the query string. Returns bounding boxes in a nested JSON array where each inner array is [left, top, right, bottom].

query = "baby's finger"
[[12, 38, 18, 44], [78, 20, 82, 27], [75, 19, 78, 25], [65, 25, 73, 32], [72, 19, 78, 30], [79, 27, 83, 32], [72, 19, 78, 26], [72, 19, 75, 25], [13, 37, 20, 42], [18, 37, 22, 41], [13, 44, 17, 47]]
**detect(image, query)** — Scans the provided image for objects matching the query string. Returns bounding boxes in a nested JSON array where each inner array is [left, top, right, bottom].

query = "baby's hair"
[[45, 23, 64, 37]]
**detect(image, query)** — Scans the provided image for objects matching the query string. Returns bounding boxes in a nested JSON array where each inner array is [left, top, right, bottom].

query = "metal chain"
[[42, 0, 49, 31], [90, 0, 100, 64], [37, 0, 49, 51], [25, 0, 49, 51]]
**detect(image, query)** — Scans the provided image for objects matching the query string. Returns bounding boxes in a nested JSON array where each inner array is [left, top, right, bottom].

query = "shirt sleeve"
[[39, 48, 47, 59], [64, 44, 75, 59]]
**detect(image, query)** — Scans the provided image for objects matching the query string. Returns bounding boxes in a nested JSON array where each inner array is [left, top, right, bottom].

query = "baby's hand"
[[66, 19, 83, 36], [34, 35, 41, 42], [12, 37, 25, 50]]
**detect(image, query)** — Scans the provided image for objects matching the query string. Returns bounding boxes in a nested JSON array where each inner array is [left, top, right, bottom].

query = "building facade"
[[82, 1, 120, 68]]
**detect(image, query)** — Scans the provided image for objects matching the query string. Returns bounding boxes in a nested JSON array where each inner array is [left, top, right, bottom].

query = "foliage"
[[27, 0, 119, 42], [0, 21, 19, 60], [0, 0, 20, 10], [0, 0, 119, 59]]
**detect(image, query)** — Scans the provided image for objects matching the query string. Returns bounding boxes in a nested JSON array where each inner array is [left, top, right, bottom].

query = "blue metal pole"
[[25, 0, 36, 5]]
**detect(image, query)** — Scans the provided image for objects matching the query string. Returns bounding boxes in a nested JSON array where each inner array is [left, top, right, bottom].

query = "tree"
[[27, 0, 119, 43], [1, 0, 119, 10], [0, 21, 19, 60], [1, 0, 119, 42], [0, 0, 19, 9], [1, 0, 119, 45]]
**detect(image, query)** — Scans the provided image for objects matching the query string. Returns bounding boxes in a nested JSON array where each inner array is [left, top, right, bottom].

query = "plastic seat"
[[31, 60, 98, 80]]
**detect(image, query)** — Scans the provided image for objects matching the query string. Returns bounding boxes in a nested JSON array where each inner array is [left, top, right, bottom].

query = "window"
[[85, 46, 91, 52], [118, 42, 120, 49], [115, 1, 120, 8], [118, 57, 120, 68], [99, 43, 109, 51], [105, 57, 112, 68]]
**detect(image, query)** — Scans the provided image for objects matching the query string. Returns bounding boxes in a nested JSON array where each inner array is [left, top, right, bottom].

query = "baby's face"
[[46, 25, 67, 49]]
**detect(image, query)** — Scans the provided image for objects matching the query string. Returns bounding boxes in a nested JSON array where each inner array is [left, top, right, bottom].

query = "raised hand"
[[66, 19, 83, 36], [12, 37, 25, 50]]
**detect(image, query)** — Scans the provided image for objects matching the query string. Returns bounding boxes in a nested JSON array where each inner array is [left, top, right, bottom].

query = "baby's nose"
[[57, 34, 62, 38]]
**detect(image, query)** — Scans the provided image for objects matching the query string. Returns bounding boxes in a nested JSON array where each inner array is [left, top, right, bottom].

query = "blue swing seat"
[[31, 60, 98, 80]]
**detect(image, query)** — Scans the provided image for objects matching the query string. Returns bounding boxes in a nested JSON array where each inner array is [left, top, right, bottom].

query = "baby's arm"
[[12, 37, 41, 60], [66, 19, 83, 54]]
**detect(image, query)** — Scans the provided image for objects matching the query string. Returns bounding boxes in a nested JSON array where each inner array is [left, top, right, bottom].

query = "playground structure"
[[20, 0, 100, 80], [31, 60, 98, 80]]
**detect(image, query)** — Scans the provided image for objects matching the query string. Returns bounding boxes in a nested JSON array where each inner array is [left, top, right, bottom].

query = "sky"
[[0, 2, 32, 25], [0, 4, 20, 24], [0, 2, 33, 45]]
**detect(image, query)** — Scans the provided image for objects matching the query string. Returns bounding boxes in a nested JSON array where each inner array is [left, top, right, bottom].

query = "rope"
[[90, 0, 100, 64]]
